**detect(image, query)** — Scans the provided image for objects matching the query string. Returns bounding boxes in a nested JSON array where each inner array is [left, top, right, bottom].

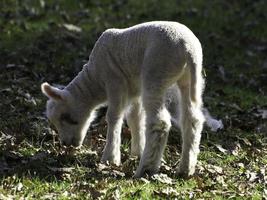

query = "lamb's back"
[[89, 22, 201, 95]]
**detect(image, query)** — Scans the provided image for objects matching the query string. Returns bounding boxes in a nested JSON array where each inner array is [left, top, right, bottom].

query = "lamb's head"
[[41, 82, 88, 147]]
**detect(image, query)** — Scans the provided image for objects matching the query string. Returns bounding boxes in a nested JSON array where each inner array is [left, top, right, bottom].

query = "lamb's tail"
[[188, 55, 204, 109]]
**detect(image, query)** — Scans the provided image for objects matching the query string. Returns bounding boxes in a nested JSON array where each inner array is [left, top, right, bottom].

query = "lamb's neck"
[[65, 65, 106, 111]]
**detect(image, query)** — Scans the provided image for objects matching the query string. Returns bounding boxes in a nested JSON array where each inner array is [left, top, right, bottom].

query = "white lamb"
[[41, 21, 205, 178]]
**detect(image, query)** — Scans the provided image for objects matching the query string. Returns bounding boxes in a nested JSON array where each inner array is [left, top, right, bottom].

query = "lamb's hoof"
[[101, 154, 121, 166], [134, 166, 158, 178], [176, 165, 195, 179], [133, 166, 144, 178]]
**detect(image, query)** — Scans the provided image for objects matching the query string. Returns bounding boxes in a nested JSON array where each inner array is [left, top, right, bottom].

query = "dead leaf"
[[89, 187, 106, 200], [151, 173, 173, 185], [97, 163, 108, 171], [230, 103, 243, 112], [259, 168, 266, 182], [236, 136, 252, 146], [109, 169, 125, 178], [154, 187, 179, 198], [97, 163, 125, 177], [246, 171, 258, 182], [62, 191, 71, 198], [237, 163, 244, 168], [0, 194, 15, 200], [216, 175, 227, 187], [205, 164, 223, 174], [62, 24, 82, 32], [6, 63, 16, 68], [160, 161, 172, 173], [140, 177, 150, 184], [194, 175, 205, 189], [47, 166, 74, 173], [107, 187, 120, 200], [214, 144, 228, 154], [258, 109, 267, 119], [0, 88, 12, 93], [16, 182, 23, 192], [230, 142, 241, 156], [237, 184, 247, 196], [41, 194, 57, 199]]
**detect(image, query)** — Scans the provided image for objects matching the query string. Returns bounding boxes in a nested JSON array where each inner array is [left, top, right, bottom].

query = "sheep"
[[41, 21, 205, 178]]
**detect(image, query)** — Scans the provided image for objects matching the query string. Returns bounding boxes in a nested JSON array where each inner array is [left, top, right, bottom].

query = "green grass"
[[1, 0, 267, 199]]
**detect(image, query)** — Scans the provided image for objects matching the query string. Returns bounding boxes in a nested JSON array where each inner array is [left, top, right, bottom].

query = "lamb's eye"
[[60, 113, 78, 125]]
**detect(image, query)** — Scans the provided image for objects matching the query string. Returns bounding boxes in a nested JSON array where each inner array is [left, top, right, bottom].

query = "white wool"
[[42, 21, 205, 177]]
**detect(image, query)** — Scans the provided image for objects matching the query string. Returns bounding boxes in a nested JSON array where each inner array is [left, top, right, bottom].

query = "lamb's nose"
[[61, 140, 71, 147], [71, 138, 81, 147]]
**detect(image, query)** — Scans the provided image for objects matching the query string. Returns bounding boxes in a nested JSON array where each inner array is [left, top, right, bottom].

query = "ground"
[[0, 0, 266, 199]]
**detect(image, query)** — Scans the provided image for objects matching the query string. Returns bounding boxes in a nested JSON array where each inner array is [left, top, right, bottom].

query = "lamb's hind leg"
[[135, 89, 171, 177], [125, 100, 145, 157], [176, 67, 205, 177]]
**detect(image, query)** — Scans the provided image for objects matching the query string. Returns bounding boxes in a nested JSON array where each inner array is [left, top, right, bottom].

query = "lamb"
[[41, 21, 205, 178]]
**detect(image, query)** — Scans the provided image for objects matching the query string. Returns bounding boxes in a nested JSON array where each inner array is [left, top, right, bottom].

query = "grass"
[[0, 0, 267, 199]]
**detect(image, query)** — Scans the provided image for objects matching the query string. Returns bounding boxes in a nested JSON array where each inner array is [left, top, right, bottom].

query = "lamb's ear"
[[41, 82, 65, 101]]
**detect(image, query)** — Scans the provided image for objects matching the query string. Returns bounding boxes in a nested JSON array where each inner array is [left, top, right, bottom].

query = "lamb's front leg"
[[101, 105, 125, 166]]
